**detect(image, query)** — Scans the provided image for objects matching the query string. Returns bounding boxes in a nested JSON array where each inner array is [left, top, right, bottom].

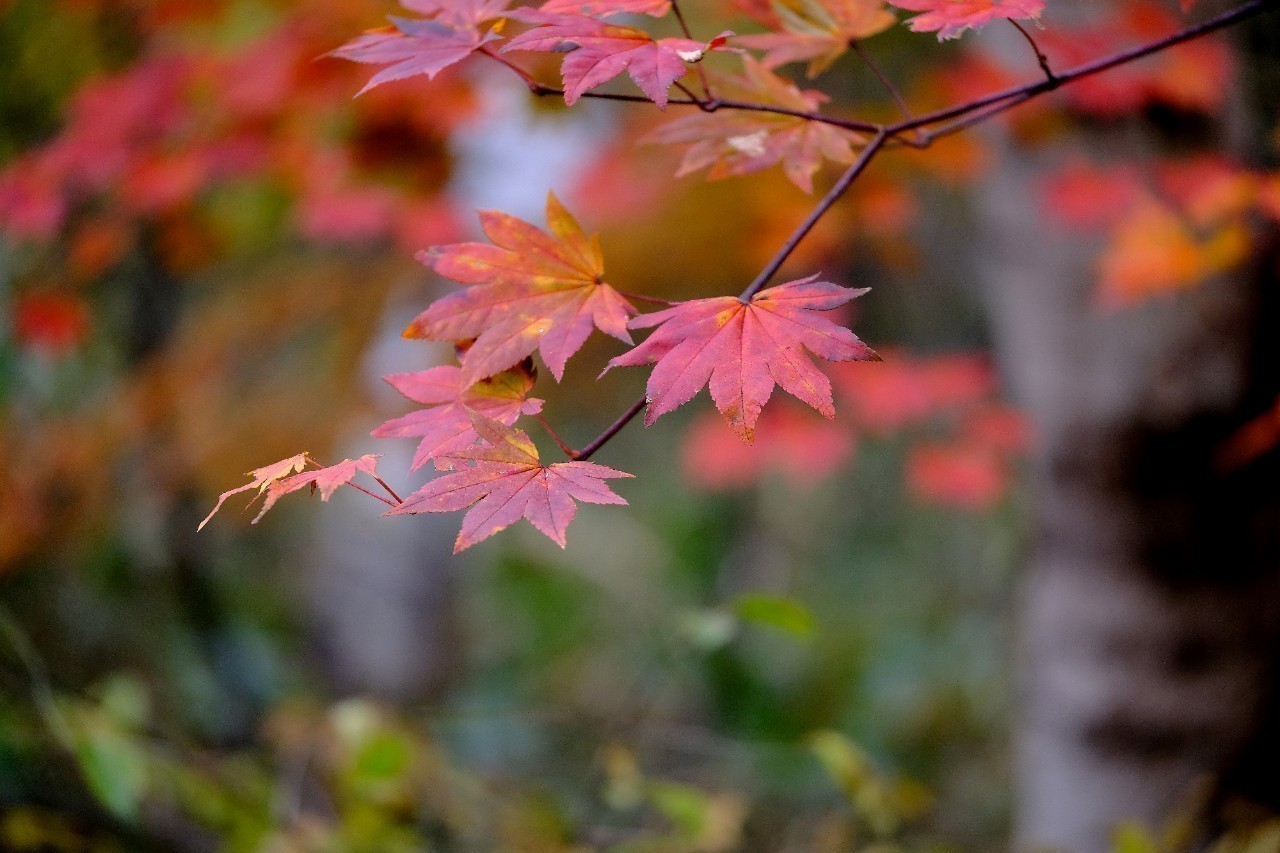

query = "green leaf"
[[732, 594, 815, 639], [72, 720, 147, 820], [648, 782, 710, 838]]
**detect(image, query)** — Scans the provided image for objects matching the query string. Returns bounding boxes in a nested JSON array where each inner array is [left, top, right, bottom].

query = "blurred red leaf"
[[681, 405, 855, 489], [735, 0, 895, 76], [907, 443, 1006, 509], [644, 57, 862, 192], [12, 293, 92, 354]]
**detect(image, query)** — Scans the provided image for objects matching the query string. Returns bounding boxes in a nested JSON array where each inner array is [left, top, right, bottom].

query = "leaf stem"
[[1010, 20, 1055, 83], [850, 39, 917, 127], [670, 0, 713, 99], [372, 476, 404, 504], [574, 397, 647, 461], [739, 128, 888, 300], [620, 290, 679, 306], [535, 412, 578, 459], [347, 482, 397, 507]]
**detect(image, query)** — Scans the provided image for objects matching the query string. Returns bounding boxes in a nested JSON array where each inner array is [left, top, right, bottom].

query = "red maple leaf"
[[644, 57, 862, 192], [606, 275, 879, 442], [735, 0, 896, 76], [886, 0, 1044, 40], [389, 413, 632, 551], [372, 362, 544, 471], [408, 192, 635, 383], [330, 0, 510, 94], [503, 11, 727, 107]]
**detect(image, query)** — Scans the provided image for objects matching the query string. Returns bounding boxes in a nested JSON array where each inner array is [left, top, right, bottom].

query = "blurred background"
[[1, 0, 1278, 850]]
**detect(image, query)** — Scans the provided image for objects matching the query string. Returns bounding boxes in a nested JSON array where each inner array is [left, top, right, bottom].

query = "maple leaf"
[[886, 0, 1044, 41], [644, 57, 861, 192], [408, 192, 636, 383], [388, 413, 632, 551], [255, 455, 384, 522], [735, 0, 896, 76], [539, 0, 673, 17], [372, 362, 544, 471], [503, 11, 728, 107], [200, 455, 386, 529], [330, 0, 509, 94], [606, 275, 879, 442], [199, 453, 309, 530]]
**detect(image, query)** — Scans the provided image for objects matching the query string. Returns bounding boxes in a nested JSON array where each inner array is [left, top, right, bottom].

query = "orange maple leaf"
[[408, 192, 636, 383], [735, 0, 896, 76], [645, 57, 862, 192]]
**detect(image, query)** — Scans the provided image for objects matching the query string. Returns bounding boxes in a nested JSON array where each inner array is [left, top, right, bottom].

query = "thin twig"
[[1010, 20, 1056, 83], [575, 397, 647, 461], [740, 128, 889, 300], [889, 0, 1270, 136], [480, 44, 880, 132], [372, 476, 403, 504], [671, 0, 713, 99], [535, 412, 578, 459], [346, 482, 397, 507], [850, 39, 916, 126], [673, 80, 705, 104], [620, 291, 679, 307]]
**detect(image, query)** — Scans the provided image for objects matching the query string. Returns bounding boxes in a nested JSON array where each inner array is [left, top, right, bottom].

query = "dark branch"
[[740, 128, 889, 300], [574, 397, 647, 461]]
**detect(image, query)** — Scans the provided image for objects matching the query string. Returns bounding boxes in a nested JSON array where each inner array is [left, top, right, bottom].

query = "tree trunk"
[[976, 114, 1280, 849]]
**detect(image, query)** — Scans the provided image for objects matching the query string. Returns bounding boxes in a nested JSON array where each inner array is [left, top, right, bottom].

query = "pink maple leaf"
[[389, 413, 632, 551], [373, 362, 544, 471], [605, 275, 879, 442], [504, 12, 728, 107], [887, 0, 1044, 40]]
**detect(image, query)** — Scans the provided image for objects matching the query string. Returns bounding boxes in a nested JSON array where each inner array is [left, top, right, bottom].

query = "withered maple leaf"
[[503, 11, 728, 107], [200, 454, 382, 529], [372, 362, 544, 471], [644, 57, 861, 192], [331, 0, 510, 94], [606, 275, 879, 442], [199, 453, 309, 530], [389, 413, 632, 551], [735, 0, 896, 76], [408, 192, 635, 383], [887, 0, 1044, 40]]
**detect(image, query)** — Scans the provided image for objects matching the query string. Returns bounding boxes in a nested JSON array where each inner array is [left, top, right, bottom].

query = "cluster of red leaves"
[[1041, 154, 1280, 306], [0, 5, 469, 256], [207, 187, 877, 547], [1037, 1, 1231, 116], [682, 349, 1029, 510]]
